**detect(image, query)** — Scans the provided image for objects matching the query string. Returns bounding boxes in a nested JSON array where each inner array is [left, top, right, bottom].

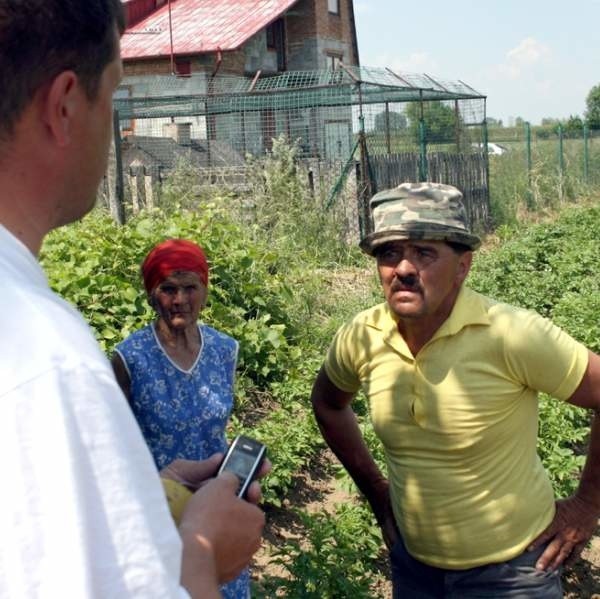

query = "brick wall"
[[124, 49, 247, 78], [123, 58, 172, 77], [219, 50, 246, 75], [314, 0, 358, 65], [285, 0, 358, 70], [287, 0, 318, 38]]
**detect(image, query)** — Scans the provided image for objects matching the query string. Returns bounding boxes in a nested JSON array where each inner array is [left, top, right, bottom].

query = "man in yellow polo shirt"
[[311, 182, 600, 598]]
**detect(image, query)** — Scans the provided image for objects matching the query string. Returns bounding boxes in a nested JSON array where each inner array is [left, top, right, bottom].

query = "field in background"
[[488, 128, 600, 226]]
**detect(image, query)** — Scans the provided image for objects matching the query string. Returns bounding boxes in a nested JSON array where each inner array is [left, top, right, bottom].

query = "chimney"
[[163, 122, 192, 146]]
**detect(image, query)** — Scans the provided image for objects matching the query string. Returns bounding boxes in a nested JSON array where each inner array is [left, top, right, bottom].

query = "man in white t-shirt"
[[0, 2, 265, 597]]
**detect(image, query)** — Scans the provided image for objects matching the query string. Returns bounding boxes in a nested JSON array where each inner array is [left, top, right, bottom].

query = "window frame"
[[326, 52, 343, 70]]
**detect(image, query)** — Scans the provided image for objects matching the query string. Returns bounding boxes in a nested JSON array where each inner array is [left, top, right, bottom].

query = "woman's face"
[[151, 271, 207, 331]]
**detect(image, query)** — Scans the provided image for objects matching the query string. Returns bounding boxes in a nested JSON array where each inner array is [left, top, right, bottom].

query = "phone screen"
[[218, 435, 266, 498], [223, 450, 258, 479]]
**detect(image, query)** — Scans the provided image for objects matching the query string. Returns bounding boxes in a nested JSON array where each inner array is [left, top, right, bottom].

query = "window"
[[175, 59, 191, 77], [326, 53, 343, 70], [328, 0, 340, 14], [266, 19, 286, 71], [266, 20, 277, 49]]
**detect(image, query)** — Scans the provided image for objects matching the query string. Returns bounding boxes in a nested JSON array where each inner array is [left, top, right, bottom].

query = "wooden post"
[[145, 171, 155, 210], [129, 171, 140, 214], [107, 109, 125, 224], [130, 166, 146, 212], [308, 168, 315, 199]]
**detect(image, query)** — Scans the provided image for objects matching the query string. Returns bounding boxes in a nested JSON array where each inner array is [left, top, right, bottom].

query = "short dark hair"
[[0, 0, 125, 140]]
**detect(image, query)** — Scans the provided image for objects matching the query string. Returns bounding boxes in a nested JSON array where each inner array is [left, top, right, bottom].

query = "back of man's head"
[[0, 0, 125, 141]]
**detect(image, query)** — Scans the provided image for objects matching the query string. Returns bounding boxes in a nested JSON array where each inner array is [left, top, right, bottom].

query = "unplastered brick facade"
[[121, 0, 358, 78], [286, 0, 358, 70], [123, 49, 247, 78]]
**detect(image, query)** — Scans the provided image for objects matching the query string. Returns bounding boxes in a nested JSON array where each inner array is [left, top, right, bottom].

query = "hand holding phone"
[[217, 435, 267, 499]]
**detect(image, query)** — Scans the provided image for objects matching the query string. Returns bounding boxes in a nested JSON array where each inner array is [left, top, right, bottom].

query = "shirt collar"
[[364, 285, 490, 358], [432, 286, 491, 340]]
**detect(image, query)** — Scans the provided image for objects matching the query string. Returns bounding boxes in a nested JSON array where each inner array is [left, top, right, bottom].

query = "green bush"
[[256, 504, 384, 598], [41, 206, 296, 387]]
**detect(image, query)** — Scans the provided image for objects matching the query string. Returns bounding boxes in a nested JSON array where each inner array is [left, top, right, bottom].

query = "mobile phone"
[[217, 435, 266, 498]]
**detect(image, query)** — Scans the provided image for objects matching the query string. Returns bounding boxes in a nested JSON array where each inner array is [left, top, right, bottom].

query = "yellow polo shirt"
[[324, 286, 588, 569]]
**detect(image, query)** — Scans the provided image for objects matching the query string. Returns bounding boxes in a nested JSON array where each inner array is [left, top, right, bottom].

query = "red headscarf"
[[141, 239, 209, 294]]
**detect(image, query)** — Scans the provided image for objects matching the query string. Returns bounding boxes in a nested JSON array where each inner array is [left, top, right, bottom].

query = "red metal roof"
[[121, 0, 299, 60]]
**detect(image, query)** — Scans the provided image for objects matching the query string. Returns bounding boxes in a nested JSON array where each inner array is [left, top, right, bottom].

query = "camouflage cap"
[[359, 182, 481, 255]]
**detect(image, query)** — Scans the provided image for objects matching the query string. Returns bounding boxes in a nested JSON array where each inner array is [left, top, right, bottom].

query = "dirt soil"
[[253, 448, 600, 598]]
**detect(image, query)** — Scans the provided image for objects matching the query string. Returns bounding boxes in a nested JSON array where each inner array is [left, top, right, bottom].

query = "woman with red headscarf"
[[111, 239, 250, 599]]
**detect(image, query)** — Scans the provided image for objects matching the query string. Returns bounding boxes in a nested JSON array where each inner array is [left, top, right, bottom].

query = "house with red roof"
[[120, 0, 359, 78], [115, 0, 360, 170]]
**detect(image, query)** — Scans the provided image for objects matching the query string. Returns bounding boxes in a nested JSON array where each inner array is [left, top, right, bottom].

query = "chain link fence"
[[486, 124, 600, 225]]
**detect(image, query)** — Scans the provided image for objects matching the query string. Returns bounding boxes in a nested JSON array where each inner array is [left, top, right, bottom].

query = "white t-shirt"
[[0, 225, 188, 598]]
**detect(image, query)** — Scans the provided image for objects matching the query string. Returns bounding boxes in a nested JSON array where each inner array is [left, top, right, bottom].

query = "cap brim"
[[360, 228, 481, 255]]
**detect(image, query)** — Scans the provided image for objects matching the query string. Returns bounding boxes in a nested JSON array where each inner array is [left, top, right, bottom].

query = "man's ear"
[[42, 71, 81, 147], [456, 251, 473, 284]]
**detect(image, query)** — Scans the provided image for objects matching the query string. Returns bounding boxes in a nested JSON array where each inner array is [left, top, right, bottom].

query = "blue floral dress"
[[115, 322, 250, 599]]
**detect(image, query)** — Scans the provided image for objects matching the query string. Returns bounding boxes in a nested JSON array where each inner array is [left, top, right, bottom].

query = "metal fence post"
[[583, 124, 589, 183], [557, 124, 564, 201], [355, 78, 374, 237], [558, 124, 564, 175], [417, 90, 428, 181], [482, 106, 490, 227], [385, 102, 391, 155], [418, 119, 428, 181], [454, 99, 461, 153], [524, 121, 533, 208]]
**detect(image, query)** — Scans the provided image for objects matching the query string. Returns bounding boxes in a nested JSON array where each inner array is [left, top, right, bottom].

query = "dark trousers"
[[390, 536, 562, 598]]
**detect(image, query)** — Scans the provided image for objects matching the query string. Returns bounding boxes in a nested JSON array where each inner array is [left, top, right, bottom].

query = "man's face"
[[59, 28, 123, 225], [376, 239, 472, 323]]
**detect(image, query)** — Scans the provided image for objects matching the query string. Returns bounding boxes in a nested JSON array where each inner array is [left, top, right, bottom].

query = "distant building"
[[116, 0, 360, 165], [120, 0, 359, 78]]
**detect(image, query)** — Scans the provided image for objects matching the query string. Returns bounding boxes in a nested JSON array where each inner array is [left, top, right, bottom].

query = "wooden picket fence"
[[367, 151, 490, 231]]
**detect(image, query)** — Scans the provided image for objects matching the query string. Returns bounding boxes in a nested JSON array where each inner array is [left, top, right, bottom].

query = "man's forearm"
[[313, 396, 387, 503], [575, 411, 600, 512], [179, 530, 221, 599], [310, 366, 398, 547]]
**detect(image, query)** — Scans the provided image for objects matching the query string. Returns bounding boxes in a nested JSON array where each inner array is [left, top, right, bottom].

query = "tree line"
[[369, 83, 600, 142]]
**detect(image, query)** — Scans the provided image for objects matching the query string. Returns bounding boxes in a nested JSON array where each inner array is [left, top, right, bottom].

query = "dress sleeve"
[[0, 365, 189, 598]]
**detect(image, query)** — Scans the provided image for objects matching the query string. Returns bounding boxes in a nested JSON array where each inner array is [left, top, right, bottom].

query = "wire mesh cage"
[[106, 65, 489, 234]]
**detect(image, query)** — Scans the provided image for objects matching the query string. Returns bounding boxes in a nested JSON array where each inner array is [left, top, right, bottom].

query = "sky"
[[354, 0, 600, 126]]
